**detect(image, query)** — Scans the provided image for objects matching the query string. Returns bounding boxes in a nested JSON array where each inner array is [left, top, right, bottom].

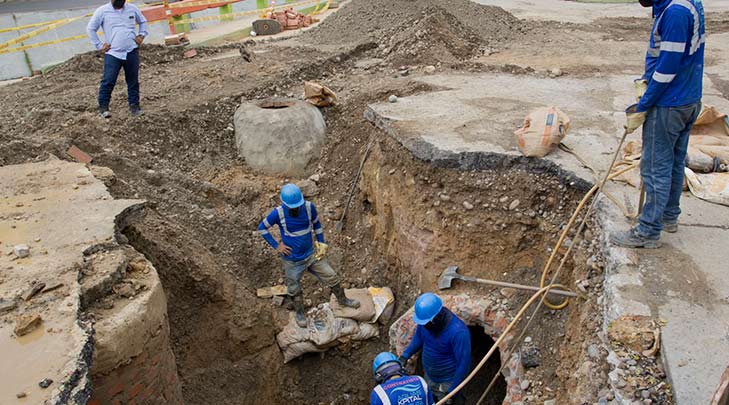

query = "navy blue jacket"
[[401, 308, 471, 389], [638, 0, 705, 112]]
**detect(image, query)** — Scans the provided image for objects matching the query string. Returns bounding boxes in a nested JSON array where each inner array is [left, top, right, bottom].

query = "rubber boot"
[[292, 293, 307, 328], [332, 283, 360, 309]]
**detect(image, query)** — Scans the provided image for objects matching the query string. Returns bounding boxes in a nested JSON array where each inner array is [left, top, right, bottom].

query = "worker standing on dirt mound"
[[258, 183, 359, 328], [612, 0, 705, 249], [398, 293, 471, 404], [370, 352, 434, 405], [86, 0, 148, 119]]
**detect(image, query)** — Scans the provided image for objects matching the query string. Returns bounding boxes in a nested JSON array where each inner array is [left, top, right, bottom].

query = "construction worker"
[[612, 0, 705, 248], [86, 0, 148, 119], [371, 352, 434, 405], [258, 183, 359, 328], [398, 293, 471, 405]]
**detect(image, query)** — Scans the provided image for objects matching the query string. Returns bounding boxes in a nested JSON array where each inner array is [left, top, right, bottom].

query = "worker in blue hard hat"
[[257, 183, 359, 328], [398, 293, 471, 405], [370, 352, 434, 405]]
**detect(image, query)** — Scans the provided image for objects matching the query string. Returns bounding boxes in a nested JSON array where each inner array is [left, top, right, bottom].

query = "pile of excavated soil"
[[302, 0, 522, 64]]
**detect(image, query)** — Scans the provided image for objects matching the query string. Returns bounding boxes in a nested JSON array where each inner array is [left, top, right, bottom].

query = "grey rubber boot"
[[332, 283, 360, 309], [292, 293, 307, 328]]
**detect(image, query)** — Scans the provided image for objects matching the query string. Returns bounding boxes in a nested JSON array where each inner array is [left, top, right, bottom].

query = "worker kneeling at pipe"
[[398, 293, 471, 405], [371, 352, 434, 405]]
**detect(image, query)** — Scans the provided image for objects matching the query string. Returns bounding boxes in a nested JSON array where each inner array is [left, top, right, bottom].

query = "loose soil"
[[2, 1, 710, 403]]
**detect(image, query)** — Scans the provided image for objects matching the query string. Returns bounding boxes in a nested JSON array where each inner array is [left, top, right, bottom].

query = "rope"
[[436, 129, 636, 404]]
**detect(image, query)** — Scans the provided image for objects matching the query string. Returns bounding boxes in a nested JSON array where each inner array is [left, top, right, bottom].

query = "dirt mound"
[[302, 0, 521, 64], [51, 45, 190, 75]]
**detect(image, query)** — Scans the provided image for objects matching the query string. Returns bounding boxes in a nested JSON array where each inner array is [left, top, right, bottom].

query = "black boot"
[[292, 293, 307, 328], [332, 283, 360, 309]]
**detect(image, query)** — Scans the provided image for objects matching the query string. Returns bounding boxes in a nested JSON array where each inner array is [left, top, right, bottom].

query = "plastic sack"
[[684, 168, 729, 207], [514, 106, 571, 157]]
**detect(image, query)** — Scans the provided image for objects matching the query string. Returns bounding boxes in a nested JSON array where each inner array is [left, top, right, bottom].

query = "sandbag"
[[304, 81, 338, 107], [350, 323, 379, 341], [514, 106, 571, 157], [369, 287, 395, 324], [330, 288, 376, 322], [684, 168, 729, 207]]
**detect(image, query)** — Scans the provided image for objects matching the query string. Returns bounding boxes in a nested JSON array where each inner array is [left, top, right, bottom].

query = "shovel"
[[437, 266, 577, 298]]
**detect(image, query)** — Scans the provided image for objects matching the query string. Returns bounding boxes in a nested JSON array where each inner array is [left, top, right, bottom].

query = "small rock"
[[114, 283, 136, 298], [521, 345, 540, 368], [128, 257, 148, 273], [22, 281, 46, 301], [14, 313, 42, 336], [388, 95, 398, 103], [587, 344, 600, 359], [524, 336, 532, 343], [439, 194, 451, 202], [424, 65, 436, 74], [308, 174, 321, 183], [499, 196, 509, 203], [521, 380, 530, 390], [38, 378, 53, 389], [641, 390, 650, 399], [509, 199, 520, 210], [14, 244, 30, 258], [544, 400, 556, 405], [500, 288, 516, 298], [16, 392, 26, 399], [297, 179, 320, 198], [549, 68, 563, 78], [463, 201, 474, 210], [0, 299, 18, 314]]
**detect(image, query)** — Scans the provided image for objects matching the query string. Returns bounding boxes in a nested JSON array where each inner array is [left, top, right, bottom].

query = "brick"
[[128, 383, 144, 399], [107, 382, 124, 398], [67, 145, 93, 164]]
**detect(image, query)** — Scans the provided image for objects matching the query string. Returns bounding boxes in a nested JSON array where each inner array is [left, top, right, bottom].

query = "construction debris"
[[304, 81, 337, 107], [14, 313, 42, 336]]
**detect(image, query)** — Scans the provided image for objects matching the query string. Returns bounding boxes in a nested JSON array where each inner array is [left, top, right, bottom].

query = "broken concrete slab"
[[0, 158, 144, 404]]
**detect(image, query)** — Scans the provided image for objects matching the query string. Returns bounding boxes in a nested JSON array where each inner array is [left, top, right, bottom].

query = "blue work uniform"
[[401, 309, 471, 392], [257, 201, 324, 262], [635, 0, 705, 239], [371, 375, 434, 405]]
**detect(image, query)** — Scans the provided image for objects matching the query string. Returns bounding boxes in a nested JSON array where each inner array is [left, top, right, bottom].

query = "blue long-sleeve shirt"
[[638, 0, 705, 112], [370, 375, 434, 405], [258, 201, 325, 261], [401, 308, 471, 390], [87, 3, 148, 61]]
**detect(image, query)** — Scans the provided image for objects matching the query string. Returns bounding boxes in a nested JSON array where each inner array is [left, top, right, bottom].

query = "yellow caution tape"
[[0, 33, 87, 55], [0, 15, 87, 49]]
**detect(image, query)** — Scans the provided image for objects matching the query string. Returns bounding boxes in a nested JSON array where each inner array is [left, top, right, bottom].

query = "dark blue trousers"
[[637, 102, 701, 239], [98, 48, 139, 109]]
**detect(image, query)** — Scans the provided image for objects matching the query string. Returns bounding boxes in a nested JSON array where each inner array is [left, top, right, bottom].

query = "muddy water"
[[0, 315, 77, 403]]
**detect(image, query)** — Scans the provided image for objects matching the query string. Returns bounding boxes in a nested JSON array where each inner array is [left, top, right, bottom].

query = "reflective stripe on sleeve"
[[652, 71, 676, 83], [660, 41, 686, 52]]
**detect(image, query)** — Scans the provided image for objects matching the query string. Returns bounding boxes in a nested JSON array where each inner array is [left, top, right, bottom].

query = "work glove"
[[625, 104, 646, 134], [314, 242, 328, 261], [634, 78, 648, 102]]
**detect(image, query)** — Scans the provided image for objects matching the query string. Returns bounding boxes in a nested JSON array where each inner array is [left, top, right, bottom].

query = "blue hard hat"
[[280, 183, 304, 208], [412, 293, 443, 325], [372, 352, 400, 376]]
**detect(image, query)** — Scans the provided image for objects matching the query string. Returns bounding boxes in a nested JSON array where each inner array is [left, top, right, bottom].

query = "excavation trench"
[[115, 130, 596, 404]]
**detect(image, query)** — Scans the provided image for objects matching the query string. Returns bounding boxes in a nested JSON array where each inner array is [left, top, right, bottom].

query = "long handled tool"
[[437, 266, 577, 298], [334, 137, 375, 232]]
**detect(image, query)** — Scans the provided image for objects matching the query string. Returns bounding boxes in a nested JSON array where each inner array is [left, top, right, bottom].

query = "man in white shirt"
[[87, 0, 148, 118]]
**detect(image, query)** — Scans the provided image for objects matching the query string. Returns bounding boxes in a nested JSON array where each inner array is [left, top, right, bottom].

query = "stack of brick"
[[264, 7, 316, 30]]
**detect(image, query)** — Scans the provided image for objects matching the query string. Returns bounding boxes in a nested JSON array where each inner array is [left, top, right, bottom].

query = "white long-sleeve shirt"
[[87, 3, 148, 60]]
